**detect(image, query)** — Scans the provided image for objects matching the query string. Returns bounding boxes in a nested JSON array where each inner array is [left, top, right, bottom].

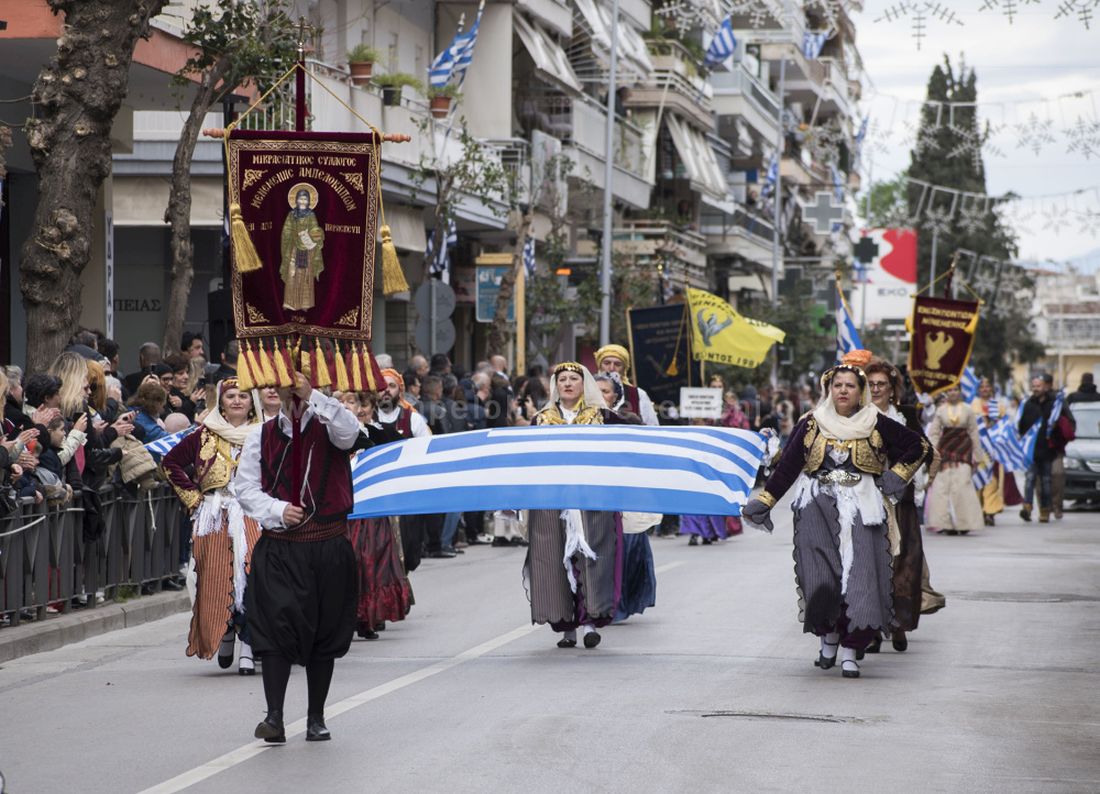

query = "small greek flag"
[[426, 218, 458, 276], [835, 281, 863, 361], [987, 396, 1000, 419], [802, 30, 828, 59], [523, 236, 536, 278], [960, 366, 979, 402], [704, 17, 737, 68], [429, 0, 484, 88], [144, 427, 196, 461], [1047, 389, 1065, 437], [351, 425, 767, 518], [830, 164, 844, 202], [761, 154, 779, 198], [972, 460, 994, 490]]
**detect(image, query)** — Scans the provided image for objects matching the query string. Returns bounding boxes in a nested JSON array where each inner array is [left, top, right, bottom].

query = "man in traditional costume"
[[526, 362, 626, 649], [163, 377, 262, 675], [927, 386, 984, 535], [236, 371, 360, 743], [970, 377, 1005, 525], [742, 355, 928, 679]]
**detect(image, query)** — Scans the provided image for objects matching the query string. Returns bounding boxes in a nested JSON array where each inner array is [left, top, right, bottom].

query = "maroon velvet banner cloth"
[[907, 295, 980, 396], [227, 129, 380, 341]]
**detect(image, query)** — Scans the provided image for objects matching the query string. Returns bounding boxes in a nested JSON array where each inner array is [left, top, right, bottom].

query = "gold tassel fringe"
[[333, 341, 350, 392], [258, 341, 277, 386], [244, 340, 264, 388], [229, 203, 263, 273], [380, 225, 409, 295], [273, 339, 293, 388], [237, 340, 255, 391], [350, 342, 364, 392], [314, 338, 332, 388]]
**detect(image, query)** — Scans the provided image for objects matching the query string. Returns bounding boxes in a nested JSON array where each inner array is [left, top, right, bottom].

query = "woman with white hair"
[[525, 362, 628, 650]]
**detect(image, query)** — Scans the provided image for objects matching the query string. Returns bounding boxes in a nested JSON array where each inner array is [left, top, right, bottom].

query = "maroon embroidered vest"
[[259, 415, 352, 524], [622, 384, 641, 415]]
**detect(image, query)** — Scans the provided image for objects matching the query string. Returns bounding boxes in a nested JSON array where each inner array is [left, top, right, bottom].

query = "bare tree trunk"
[[20, 0, 167, 373], [162, 62, 227, 355], [486, 212, 532, 357]]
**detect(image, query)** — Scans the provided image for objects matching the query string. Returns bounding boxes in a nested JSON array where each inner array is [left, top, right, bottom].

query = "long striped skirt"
[[347, 517, 412, 628], [187, 515, 260, 659], [525, 510, 623, 631]]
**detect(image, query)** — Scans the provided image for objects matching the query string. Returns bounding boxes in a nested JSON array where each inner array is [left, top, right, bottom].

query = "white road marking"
[[655, 561, 686, 574], [137, 624, 538, 794]]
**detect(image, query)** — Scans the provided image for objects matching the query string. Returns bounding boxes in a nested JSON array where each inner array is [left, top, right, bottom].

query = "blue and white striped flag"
[[802, 30, 828, 59], [350, 425, 767, 518], [144, 427, 196, 461], [523, 236, 536, 278], [761, 154, 779, 198], [972, 460, 994, 490], [426, 217, 458, 276], [428, 0, 484, 88], [960, 366, 979, 402], [1047, 389, 1065, 437], [704, 17, 737, 68], [981, 416, 1041, 472], [830, 164, 844, 202], [835, 281, 863, 361]]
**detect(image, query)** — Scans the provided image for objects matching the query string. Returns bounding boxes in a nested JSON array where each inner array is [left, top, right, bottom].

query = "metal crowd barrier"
[[0, 484, 183, 627]]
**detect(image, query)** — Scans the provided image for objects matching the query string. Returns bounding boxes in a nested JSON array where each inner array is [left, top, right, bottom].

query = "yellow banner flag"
[[686, 288, 786, 368]]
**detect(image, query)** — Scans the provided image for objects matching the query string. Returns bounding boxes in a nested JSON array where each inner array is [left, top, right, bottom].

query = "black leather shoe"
[[892, 631, 908, 652], [583, 630, 601, 649], [556, 637, 577, 648], [306, 715, 331, 742], [427, 549, 457, 558], [254, 711, 285, 743], [864, 636, 882, 654]]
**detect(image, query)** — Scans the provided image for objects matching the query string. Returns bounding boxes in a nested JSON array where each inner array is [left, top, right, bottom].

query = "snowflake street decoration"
[[655, 1, 716, 34], [1000, 204, 1033, 237], [874, 2, 964, 50], [978, 0, 1040, 24], [922, 205, 954, 236], [1014, 113, 1056, 155], [972, 265, 999, 298], [728, 0, 776, 28], [945, 124, 1001, 170], [1076, 208, 1100, 237], [1041, 206, 1073, 234], [958, 202, 990, 236], [1054, 0, 1100, 29], [1064, 116, 1100, 159], [911, 122, 941, 156]]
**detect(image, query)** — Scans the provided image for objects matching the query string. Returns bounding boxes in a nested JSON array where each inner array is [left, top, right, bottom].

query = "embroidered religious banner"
[[906, 295, 980, 396], [225, 129, 388, 391]]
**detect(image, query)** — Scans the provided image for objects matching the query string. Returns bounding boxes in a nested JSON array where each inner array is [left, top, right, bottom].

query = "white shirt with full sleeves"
[[236, 389, 361, 530]]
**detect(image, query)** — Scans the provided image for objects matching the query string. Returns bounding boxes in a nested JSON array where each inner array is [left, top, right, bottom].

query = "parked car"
[[1063, 402, 1100, 505]]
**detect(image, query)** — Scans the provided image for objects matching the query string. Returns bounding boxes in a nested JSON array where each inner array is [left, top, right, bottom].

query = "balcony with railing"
[[701, 206, 776, 269], [518, 91, 652, 208], [710, 64, 781, 143], [614, 219, 708, 290], [623, 38, 714, 132]]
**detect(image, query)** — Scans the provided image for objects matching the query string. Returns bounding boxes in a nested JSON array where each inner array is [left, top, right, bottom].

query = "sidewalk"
[[0, 591, 189, 663]]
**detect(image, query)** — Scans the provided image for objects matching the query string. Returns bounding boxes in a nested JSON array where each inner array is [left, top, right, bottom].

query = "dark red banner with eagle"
[[225, 129, 384, 390], [906, 295, 980, 396]]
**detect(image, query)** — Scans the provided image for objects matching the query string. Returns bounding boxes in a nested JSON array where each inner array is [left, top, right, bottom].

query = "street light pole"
[[770, 57, 786, 309], [599, 0, 620, 348]]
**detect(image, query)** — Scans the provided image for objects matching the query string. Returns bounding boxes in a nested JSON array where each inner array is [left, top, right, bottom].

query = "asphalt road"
[[1, 504, 1098, 794]]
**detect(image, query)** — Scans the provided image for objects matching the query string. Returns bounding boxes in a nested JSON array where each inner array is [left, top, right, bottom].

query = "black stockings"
[[261, 654, 335, 718], [306, 658, 334, 717]]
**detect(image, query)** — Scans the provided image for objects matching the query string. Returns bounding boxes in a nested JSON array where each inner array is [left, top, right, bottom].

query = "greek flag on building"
[[350, 425, 767, 519], [802, 30, 828, 59], [428, 0, 484, 88], [704, 17, 737, 68], [835, 281, 863, 361], [426, 217, 458, 277]]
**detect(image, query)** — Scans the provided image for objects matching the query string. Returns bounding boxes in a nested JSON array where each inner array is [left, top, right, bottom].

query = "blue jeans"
[[441, 512, 462, 549], [1024, 459, 1053, 510]]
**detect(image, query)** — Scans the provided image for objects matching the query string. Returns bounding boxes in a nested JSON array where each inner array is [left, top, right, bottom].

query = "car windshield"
[[1073, 405, 1100, 439]]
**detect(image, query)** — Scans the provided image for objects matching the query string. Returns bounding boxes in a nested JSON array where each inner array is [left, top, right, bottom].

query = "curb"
[[0, 591, 190, 664]]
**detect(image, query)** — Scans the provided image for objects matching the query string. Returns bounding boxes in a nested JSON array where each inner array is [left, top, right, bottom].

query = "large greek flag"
[[704, 17, 737, 68], [835, 281, 863, 361], [428, 0, 484, 88], [980, 416, 1041, 472], [350, 425, 767, 518]]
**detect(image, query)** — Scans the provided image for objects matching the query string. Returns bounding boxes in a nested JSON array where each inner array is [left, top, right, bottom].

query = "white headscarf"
[[202, 377, 261, 447], [812, 365, 878, 441], [549, 362, 604, 413]]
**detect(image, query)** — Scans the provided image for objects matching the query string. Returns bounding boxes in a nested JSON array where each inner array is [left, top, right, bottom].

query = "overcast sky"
[[854, 1, 1100, 266]]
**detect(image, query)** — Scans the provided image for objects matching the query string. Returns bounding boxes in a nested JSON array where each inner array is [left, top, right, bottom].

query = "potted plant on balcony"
[[426, 84, 461, 119], [374, 73, 421, 107], [346, 44, 382, 87]]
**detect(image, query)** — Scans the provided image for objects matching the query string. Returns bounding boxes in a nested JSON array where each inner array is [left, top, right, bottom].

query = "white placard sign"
[[679, 387, 723, 419]]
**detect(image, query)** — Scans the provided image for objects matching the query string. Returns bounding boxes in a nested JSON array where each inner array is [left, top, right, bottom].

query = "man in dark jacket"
[[1067, 372, 1100, 405], [1018, 374, 1073, 522]]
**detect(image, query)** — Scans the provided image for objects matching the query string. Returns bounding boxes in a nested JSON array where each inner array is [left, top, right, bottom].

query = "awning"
[[573, 0, 653, 79], [666, 115, 732, 212], [385, 204, 427, 252], [515, 13, 582, 95], [113, 176, 223, 227]]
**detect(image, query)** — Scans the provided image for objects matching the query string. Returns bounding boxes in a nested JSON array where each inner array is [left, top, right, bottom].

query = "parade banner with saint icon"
[[225, 129, 391, 391], [906, 294, 980, 396]]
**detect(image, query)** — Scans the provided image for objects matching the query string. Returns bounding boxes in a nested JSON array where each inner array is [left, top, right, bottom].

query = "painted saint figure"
[[281, 184, 325, 311]]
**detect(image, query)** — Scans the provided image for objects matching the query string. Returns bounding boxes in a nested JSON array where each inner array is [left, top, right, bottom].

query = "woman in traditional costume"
[[163, 377, 262, 674], [526, 362, 625, 649], [927, 386, 984, 535], [742, 355, 928, 679], [595, 372, 657, 623], [970, 377, 1005, 525], [864, 356, 937, 654]]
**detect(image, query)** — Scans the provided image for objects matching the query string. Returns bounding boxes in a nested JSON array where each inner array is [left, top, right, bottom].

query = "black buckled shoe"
[[306, 715, 331, 742], [254, 711, 285, 744]]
